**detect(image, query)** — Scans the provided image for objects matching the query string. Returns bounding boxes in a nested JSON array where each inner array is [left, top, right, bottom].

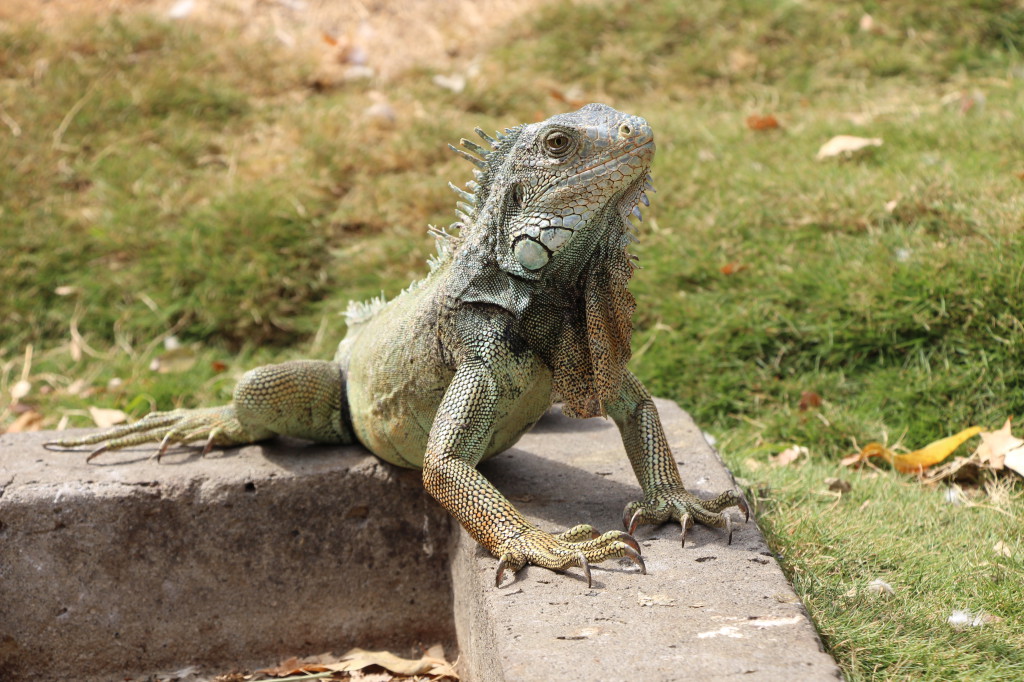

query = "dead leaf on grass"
[[746, 114, 780, 131], [842, 427, 981, 474], [993, 541, 1013, 557], [798, 391, 822, 411], [720, 262, 747, 275], [816, 135, 883, 160], [88, 406, 128, 429], [976, 418, 1024, 472], [5, 410, 44, 433], [771, 445, 807, 467]]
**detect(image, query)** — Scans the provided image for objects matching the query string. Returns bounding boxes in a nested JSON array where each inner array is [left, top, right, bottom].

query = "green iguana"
[[48, 103, 747, 587]]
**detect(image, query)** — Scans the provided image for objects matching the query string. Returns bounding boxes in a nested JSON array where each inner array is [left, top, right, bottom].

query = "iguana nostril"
[[619, 123, 633, 137]]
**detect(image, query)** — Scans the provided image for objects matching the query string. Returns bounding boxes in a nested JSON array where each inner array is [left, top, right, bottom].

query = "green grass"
[[3, 1, 1024, 678]]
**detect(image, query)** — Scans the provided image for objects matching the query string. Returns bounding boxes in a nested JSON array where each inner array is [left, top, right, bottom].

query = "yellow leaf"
[[841, 442, 894, 468], [891, 427, 981, 473]]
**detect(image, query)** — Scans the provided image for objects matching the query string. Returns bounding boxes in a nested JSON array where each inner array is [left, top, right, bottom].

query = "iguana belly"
[[339, 289, 553, 469]]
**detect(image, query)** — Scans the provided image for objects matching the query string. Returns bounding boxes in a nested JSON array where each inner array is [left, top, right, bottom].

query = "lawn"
[[2, 1, 1023, 678]]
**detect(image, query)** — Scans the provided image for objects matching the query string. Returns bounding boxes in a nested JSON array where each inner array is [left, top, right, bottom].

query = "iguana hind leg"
[[47, 359, 353, 461]]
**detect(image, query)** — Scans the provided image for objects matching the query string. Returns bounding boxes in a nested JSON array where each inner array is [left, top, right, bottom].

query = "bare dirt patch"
[[1, 0, 552, 78]]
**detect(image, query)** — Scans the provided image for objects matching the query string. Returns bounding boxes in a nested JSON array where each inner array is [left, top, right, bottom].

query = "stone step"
[[0, 400, 842, 681]]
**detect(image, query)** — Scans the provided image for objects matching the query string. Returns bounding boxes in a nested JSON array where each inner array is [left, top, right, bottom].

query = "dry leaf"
[[89, 406, 128, 429], [842, 427, 980, 473], [720, 262, 747, 275], [330, 646, 456, 677], [5, 410, 44, 433], [771, 445, 807, 467], [975, 418, 1024, 471], [893, 427, 981, 473], [799, 391, 822, 411], [993, 541, 1013, 557], [816, 135, 883, 160], [54, 285, 79, 296], [746, 114, 780, 131]]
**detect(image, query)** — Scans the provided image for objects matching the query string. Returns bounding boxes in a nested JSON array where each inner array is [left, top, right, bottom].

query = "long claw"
[[202, 431, 218, 456], [622, 546, 646, 575], [85, 444, 109, 463], [156, 433, 173, 462], [495, 558, 508, 588], [627, 509, 642, 535], [578, 551, 591, 588], [726, 514, 734, 545], [739, 497, 750, 523], [680, 512, 692, 548]]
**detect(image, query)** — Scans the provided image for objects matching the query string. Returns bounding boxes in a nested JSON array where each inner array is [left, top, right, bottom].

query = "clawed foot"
[[623, 487, 748, 547], [44, 406, 251, 462], [495, 525, 645, 588]]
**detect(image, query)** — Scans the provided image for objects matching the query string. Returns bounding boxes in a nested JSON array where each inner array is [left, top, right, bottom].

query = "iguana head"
[[449, 103, 654, 281], [447, 104, 656, 418]]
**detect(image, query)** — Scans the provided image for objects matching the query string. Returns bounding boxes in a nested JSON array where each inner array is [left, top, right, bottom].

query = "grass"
[[2, 1, 1024, 678]]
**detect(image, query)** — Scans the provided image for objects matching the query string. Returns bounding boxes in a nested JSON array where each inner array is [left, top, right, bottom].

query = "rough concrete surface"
[[452, 399, 842, 682], [0, 399, 842, 681], [0, 432, 454, 681]]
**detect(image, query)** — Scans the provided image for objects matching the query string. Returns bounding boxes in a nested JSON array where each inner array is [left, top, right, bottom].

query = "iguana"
[[48, 103, 747, 587]]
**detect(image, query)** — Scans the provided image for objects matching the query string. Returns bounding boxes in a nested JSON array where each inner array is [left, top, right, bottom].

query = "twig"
[[52, 85, 95, 150]]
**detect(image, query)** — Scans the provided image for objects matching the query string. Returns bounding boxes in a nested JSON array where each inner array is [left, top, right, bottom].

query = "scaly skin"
[[48, 104, 746, 587]]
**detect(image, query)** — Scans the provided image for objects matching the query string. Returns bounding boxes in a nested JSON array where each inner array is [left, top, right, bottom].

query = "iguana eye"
[[543, 130, 573, 158]]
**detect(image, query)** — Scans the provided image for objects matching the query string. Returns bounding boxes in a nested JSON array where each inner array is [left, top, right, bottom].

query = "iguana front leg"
[[608, 372, 748, 547], [422, 340, 644, 587], [46, 360, 351, 460]]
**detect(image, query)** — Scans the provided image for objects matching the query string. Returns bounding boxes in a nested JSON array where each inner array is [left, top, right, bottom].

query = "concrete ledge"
[[1, 400, 842, 681], [452, 400, 842, 681], [0, 433, 454, 681]]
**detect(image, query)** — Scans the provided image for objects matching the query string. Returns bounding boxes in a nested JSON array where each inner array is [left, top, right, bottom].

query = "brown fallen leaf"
[[746, 114, 780, 131], [816, 135, 883, 160], [720, 262, 747, 275], [5, 410, 44, 433], [799, 391, 822, 411]]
